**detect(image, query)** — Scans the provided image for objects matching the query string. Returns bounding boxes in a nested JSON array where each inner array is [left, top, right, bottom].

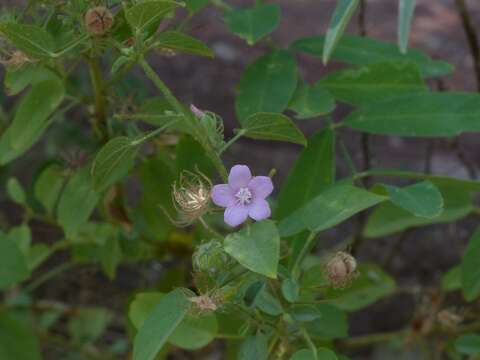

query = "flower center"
[[235, 187, 252, 205]]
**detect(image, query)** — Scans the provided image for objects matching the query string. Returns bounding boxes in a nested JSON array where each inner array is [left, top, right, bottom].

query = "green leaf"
[[276, 129, 336, 219], [364, 184, 473, 238], [68, 307, 112, 344], [455, 334, 480, 355], [133, 289, 189, 360], [129, 292, 217, 350], [125, 0, 177, 33], [279, 184, 386, 237], [281, 278, 299, 303], [0, 310, 42, 360], [255, 288, 283, 316], [290, 348, 338, 360], [291, 304, 348, 340], [34, 164, 65, 215], [224, 220, 280, 278], [344, 92, 480, 137], [6, 178, 26, 205], [0, 80, 65, 165], [236, 50, 297, 120], [442, 265, 461, 292], [288, 82, 335, 119], [0, 232, 29, 289], [100, 237, 122, 279], [398, 0, 416, 54], [225, 4, 280, 45], [323, 0, 359, 64], [91, 136, 138, 191], [385, 181, 443, 218], [320, 62, 426, 106], [5, 64, 58, 96], [185, 0, 209, 12], [324, 264, 395, 311], [57, 167, 99, 238], [169, 314, 218, 350], [154, 31, 213, 57], [7, 225, 31, 256], [461, 229, 480, 301], [291, 35, 453, 78], [241, 112, 306, 145], [0, 23, 55, 59], [238, 334, 268, 360]]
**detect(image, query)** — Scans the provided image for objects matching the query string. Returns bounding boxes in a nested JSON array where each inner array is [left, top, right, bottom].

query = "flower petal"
[[248, 198, 271, 221], [228, 165, 252, 190], [248, 176, 274, 199], [211, 184, 235, 208], [224, 204, 249, 227]]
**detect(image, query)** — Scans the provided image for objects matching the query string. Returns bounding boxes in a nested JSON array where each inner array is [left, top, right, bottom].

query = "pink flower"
[[211, 165, 273, 227], [190, 104, 205, 119]]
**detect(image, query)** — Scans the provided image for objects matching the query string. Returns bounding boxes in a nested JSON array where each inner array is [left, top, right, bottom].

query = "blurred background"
[[2, 0, 480, 359]]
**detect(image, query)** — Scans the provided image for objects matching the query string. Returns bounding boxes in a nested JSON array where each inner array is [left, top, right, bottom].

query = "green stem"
[[219, 129, 247, 154], [130, 119, 179, 146], [23, 262, 76, 294], [87, 56, 108, 140], [52, 34, 89, 58], [291, 232, 317, 278], [139, 57, 228, 181], [300, 326, 318, 360]]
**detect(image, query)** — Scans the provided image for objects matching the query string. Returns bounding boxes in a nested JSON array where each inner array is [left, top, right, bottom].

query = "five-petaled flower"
[[211, 165, 273, 227]]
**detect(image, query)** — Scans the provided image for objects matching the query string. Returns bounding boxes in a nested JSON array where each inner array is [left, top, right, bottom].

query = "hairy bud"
[[193, 241, 231, 276], [325, 251, 358, 288], [172, 170, 211, 226], [85, 7, 114, 36]]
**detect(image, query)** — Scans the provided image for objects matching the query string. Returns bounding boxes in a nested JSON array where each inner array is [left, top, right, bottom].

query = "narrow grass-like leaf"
[[398, 0, 416, 54]]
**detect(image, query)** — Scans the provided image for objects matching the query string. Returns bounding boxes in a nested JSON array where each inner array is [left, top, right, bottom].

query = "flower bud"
[[172, 170, 211, 226], [85, 7, 114, 36], [325, 251, 358, 288]]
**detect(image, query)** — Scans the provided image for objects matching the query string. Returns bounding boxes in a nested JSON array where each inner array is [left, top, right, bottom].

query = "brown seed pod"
[[325, 251, 358, 288], [85, 6, 114, 36]]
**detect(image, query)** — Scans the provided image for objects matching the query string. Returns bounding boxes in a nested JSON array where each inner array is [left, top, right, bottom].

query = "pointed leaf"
[[224, 220, 280, 278], [0, 23, 55, 59], [291, 35, 453, 78], [236, 50, 297, 120], [241, 112, 306, 145], [125, 1, 177, 33], [0, 233, 29, 289], [288, 82, 335, 119], [323, 0, 359, 64], [398, 0, 416, 54], [154, 31, 213, 57], [461, 229, 480, 301], [225, 4, 280, 45]]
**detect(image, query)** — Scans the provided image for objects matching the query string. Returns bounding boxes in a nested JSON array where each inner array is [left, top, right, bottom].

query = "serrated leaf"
[[225, 4, 280, 45], [461, 229, 480, 301], [91, 136, 138, 192], [236, 50, 297, 120], [0, 23, 55, 59], [288, 82, 335, 119], [323, 0, 359, 64], [241, 112, 306, 145], [279, 184, 386, 237], [320, 61, 426, 106], [224, 220, 280, 278], [154, 30, 213, 57], [291, 35, 453, 78], [398, 0, 416, 54]]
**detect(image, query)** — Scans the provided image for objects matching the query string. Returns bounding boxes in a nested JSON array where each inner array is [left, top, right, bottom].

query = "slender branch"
[[291, 232, 317, 278], [87, 56, 108, 140], [455, 0, 480, 91], [219, 129, 247, 155]]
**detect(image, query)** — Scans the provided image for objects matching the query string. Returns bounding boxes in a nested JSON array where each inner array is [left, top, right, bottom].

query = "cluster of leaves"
[[0, 0, 480, 359]]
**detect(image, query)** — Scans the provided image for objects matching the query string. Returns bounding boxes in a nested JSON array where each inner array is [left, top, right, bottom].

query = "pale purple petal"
[[211, 184, 235, 208], [228, 165, 252, 190], [248, 176, 273, 199], [224, 204, 249, 227], [190, 104, 205, 119], [248, 198, 271, 221]]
